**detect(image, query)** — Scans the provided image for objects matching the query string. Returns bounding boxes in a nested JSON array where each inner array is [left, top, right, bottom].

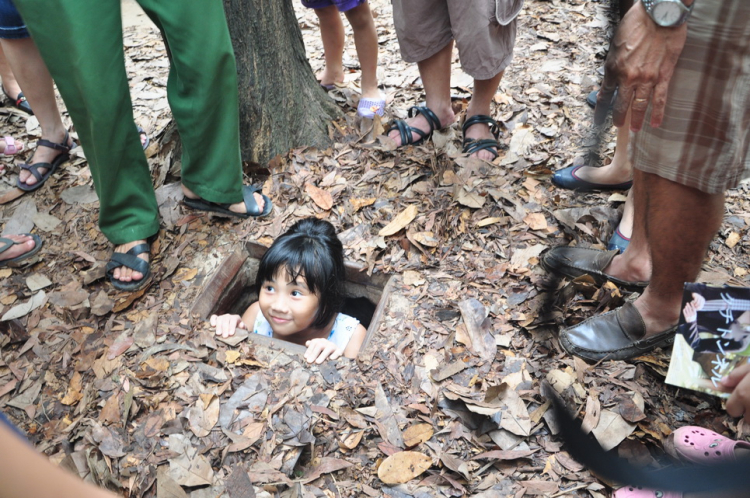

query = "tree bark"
[[223, 0, 341, 166]]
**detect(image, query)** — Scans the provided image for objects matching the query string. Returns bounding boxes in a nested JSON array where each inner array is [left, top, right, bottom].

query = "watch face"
[[653, 2, 682, 26]]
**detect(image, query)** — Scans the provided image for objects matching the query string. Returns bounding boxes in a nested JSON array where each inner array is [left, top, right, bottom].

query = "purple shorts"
[[301, 0, 365, 12]]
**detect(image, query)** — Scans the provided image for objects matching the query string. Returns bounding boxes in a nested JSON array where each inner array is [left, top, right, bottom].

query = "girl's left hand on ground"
[[304, 338, 343, 364]]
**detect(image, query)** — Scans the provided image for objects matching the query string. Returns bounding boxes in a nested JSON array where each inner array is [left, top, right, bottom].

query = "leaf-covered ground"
[[2, 1, 749, 497]]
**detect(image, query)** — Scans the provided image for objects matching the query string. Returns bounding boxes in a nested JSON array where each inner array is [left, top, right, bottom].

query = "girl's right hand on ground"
[[209, 314, 245, 338]]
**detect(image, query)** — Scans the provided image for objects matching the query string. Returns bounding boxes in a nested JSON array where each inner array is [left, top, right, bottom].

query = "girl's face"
[[258, 267, 320, 338]]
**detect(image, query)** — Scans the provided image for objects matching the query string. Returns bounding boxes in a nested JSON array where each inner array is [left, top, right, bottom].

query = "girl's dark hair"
[[256, 218, 345, 330]]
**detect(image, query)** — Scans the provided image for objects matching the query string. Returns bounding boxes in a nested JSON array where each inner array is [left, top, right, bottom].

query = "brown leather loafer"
[[559, 302, 676, 362], [540, 246, 648, 291]]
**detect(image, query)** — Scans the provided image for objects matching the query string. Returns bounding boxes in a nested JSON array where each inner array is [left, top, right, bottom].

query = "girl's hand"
[[304, 338, 343, 364], [209, 314, 245, 338]]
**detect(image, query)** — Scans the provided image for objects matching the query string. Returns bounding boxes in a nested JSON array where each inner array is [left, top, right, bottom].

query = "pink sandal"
[[665, 426, 750, 464], [2, 136, 23, 156], [614, 487, 681, 498]]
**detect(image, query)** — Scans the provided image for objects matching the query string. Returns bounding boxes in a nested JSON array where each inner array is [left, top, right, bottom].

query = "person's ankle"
[[633, 295, 681, 335], [605, 253, 651, 282]]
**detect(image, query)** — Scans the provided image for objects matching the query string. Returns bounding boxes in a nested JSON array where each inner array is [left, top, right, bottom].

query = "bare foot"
[[317, 68, 345, 87], [18, 129, 73, 187], [387, 106, 454, 146], [463, 118, 499, 162], [111, 240, 149, 283], [573, 159, 633, 185], [0, 234, 36, 263], [181, 184, 264, 215]]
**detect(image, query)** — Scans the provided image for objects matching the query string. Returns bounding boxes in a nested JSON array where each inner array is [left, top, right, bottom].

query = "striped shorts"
[[633, 0, 750, 194]]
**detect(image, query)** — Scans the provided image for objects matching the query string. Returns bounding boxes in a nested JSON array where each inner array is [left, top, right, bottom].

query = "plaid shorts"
[[633, 0, 750, 194]]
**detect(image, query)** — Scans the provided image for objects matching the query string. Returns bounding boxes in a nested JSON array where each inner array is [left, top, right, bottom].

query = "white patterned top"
[[253, 312, 361, 350]]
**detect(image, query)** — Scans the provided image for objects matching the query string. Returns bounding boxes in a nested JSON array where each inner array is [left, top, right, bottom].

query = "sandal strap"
[[408, 106, 442, 132], [36, 131, 72, 153], [241, 186, 265, 216], [0, 237, 16, 255], [106, 243, 151, 276], [19, 162, 52, 182], [463, 138, 500, 158], [463, 114, 501, 140]]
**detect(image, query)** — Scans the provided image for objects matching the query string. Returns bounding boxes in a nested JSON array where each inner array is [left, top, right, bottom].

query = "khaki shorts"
[[391, 0, 521, 80], [633, 0, 750, 194]]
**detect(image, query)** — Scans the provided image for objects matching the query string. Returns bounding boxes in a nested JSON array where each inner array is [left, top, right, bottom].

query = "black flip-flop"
[[0, 234, 43, 268], [106, 240, 153, 292], [17, 131, 75, 192], [386, 106, 443, 147], [2, 86, 33, 115], [461, 114, 503, 159], [183, 185, 273, 219]]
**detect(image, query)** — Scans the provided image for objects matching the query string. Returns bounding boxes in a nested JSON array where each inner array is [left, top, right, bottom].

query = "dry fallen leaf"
[[350, 197, 376, 212], [523, 212, 548, 231], [402, 270, 425, 287], [173, 267, 198, 282], [402, 424, 434, 448], [726, 232, 740, 248], [339, 430, 364, 450], [61, 371, 84, 406], [225, 350, 241, 364], [379, 204, 418, 236], [306, 183, 333, 211], [377, 451, 432, 484]]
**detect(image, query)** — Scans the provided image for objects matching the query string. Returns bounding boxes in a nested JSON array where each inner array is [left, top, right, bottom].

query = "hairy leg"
[[633, 172, 724, 335]]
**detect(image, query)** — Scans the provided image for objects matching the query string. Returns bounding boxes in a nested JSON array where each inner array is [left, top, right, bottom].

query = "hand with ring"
[[595, 1, 688, 131]]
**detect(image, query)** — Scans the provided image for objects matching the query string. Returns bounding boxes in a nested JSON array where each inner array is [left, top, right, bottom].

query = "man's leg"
[[386, 41, 455, 145], [136, 0, 260, 215], [630, 172, 724, 336], [12, 0, 161, 286], [463, 71, 504, 161]]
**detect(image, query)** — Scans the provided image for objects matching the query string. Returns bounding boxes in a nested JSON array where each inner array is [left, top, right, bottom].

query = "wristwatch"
[[642, 0, 693, 27]]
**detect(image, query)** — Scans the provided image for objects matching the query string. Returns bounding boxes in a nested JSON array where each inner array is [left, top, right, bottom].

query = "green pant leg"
[[12, 0, 161, 245], [137, 0, 244, 205]]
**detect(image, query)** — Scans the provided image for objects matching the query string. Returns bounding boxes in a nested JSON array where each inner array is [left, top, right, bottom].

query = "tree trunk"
[[223, 0, 341, 166]]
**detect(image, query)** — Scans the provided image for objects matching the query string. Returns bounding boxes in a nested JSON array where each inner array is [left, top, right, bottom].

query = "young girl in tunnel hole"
[[210, 218, 366, 363]]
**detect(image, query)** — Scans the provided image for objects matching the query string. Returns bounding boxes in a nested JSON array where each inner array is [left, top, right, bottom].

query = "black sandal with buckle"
[[387, 106, 443, 146], [17, 131, 75, 192], [462, 115, 503, 159]]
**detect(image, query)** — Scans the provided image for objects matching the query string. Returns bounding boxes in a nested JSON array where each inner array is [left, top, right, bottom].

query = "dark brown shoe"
[[540, 246, 648, 291], [559, 302, 676, 362]]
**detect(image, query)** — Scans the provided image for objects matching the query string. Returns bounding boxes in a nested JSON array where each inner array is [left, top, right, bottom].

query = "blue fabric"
[[0, 410, 28, 440], [0, 0, 29, 39]]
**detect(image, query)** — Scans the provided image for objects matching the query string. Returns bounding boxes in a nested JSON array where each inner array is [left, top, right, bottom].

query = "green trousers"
[[13, 0, 244, 245]]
